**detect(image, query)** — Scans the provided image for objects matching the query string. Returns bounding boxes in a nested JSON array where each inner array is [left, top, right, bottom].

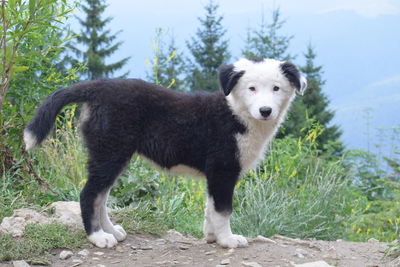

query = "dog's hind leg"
[[99, 189, 127, 241], [203, 195, 217, 243], [80, 154, 130, 248]]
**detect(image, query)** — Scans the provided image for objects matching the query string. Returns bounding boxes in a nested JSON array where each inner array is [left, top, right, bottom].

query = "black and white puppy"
[[24, 58, 306, 249]]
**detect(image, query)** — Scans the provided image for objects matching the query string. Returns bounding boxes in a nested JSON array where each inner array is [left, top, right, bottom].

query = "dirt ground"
[[4, 230, 398, 267]]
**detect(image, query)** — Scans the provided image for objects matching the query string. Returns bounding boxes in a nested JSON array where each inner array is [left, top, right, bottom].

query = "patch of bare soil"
[[6, 230, 396, 267]]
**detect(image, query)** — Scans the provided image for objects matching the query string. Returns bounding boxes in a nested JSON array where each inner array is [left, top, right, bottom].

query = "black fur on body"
[[25, 79, 247, 235]]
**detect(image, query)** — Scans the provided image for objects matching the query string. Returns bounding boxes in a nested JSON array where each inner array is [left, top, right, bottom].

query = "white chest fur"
[[235, 120, 278, 175]]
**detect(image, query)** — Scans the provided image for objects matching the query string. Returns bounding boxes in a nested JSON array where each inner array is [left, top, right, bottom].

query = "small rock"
[[155, 261, 169, 265], [92, 257, 100, 261], [296, 248, 308, 255], [179, 245, 190, 250], [130, 246, 138, 250], [141, 246, 153, 250], [224, 248, 235, 256], [368, 238, 379, 243], [115, 246, 124, 253], [93, 251, 104, 256], [336, 239, 343, 242], [242, 261, 262, 267], [78, 249, 90, 257], [253, 235, 277, 244], [156, 238, 167, 245], [72, 259, 84, 264], [221, 258, 231, 265], [294, 261, 334, 267], [205, 250, 217, 255], [295, 248, 308, 258], [216, 265, 226, 267], [295, 252, 305, 258], [12, 260, 30, 267], [97, 265, 106, 267], [59, 250, 73, 260]]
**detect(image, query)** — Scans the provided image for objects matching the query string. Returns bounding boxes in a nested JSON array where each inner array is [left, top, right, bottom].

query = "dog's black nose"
[[259, 107, 272, 118]]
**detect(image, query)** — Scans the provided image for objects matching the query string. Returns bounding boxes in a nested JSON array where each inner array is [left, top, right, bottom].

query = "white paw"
[[113, 224, 127, 241], [205, 233, 217, 243], [217, 234, 249, 248], [88, 230, 118, 248]]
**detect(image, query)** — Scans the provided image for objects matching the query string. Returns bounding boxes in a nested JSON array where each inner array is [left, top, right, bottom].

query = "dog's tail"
[[24, 82, 91, 150]]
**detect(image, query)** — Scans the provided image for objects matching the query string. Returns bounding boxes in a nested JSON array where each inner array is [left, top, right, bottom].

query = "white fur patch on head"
[[23, 129, 37, 151], [225, 58, 303, 174], [227, 58, 296, 122]]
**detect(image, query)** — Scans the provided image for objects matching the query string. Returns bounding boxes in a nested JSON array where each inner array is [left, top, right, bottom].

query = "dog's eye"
[[273, 86, 280, 91], [249, 87, 256, 92]]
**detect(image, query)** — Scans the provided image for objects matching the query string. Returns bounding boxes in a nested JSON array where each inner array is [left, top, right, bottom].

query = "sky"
[[70, 0, 400, 154]]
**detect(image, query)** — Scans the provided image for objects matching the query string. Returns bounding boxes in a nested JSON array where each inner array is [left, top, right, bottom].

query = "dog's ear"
[[280, 62, 307, 95], [219, 64, 245, 96]]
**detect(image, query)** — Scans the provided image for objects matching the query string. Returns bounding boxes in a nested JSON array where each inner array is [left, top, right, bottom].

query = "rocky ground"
[[1, 202, 399, 267], [3, 231, 399, 267]]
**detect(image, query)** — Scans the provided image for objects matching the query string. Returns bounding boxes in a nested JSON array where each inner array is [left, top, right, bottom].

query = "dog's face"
[[219, 58, 307, 121]]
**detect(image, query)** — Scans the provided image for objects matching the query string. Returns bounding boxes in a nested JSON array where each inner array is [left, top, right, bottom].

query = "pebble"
[[97, 265, 106, 267], [179, 245, 190, 250], [242, 261, 262, 267], [220, 258, 231, 265], [224, 248, 235, 256], [93, 251, 105, 256], [72, 259, 83, 264], [115, 246, 124, 253], [59, 250, 73, 260], [205, 250, 217, 255], [294, 261, 334, 267], [295, 248, 308, 258], [92, 257, 100, 261], [254, 235, 277, 244], [12, 261, 30, 267], [78, 249, 90, 257]]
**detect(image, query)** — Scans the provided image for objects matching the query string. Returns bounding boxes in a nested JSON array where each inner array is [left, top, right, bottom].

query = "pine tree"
[[186, 0, 230, 92], [242, 8, 294, 61], [69, 0, 130, 80], [280, 44, 343, 154], [146, 29, 186, 91]]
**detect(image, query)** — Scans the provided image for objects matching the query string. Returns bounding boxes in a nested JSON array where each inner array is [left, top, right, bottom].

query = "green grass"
[[0, 223, 87, 262], [232, 160, 354, 240]]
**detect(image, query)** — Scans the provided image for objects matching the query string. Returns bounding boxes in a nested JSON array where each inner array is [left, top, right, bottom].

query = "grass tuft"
[[0, 223, 87, 262]]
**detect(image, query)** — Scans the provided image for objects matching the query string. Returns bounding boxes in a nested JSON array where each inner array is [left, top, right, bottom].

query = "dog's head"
[[219, 58, 307, 121]]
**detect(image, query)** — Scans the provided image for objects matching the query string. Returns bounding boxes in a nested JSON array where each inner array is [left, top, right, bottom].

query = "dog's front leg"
[[205, 171, 248, 248]]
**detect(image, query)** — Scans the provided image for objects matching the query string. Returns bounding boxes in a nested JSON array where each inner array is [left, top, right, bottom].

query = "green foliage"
[[146, 28, 186, 90], [242, 8, 294, 61], [186, 0, 230, 91], [344, 127, 400, 242], [279, 44, 343, 155], [346, 200, 400, 242], [0, 0, 75, 111], [0, 223, 86, 262], [69, 0, 130, 79], [232, 133, 356, 240]]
